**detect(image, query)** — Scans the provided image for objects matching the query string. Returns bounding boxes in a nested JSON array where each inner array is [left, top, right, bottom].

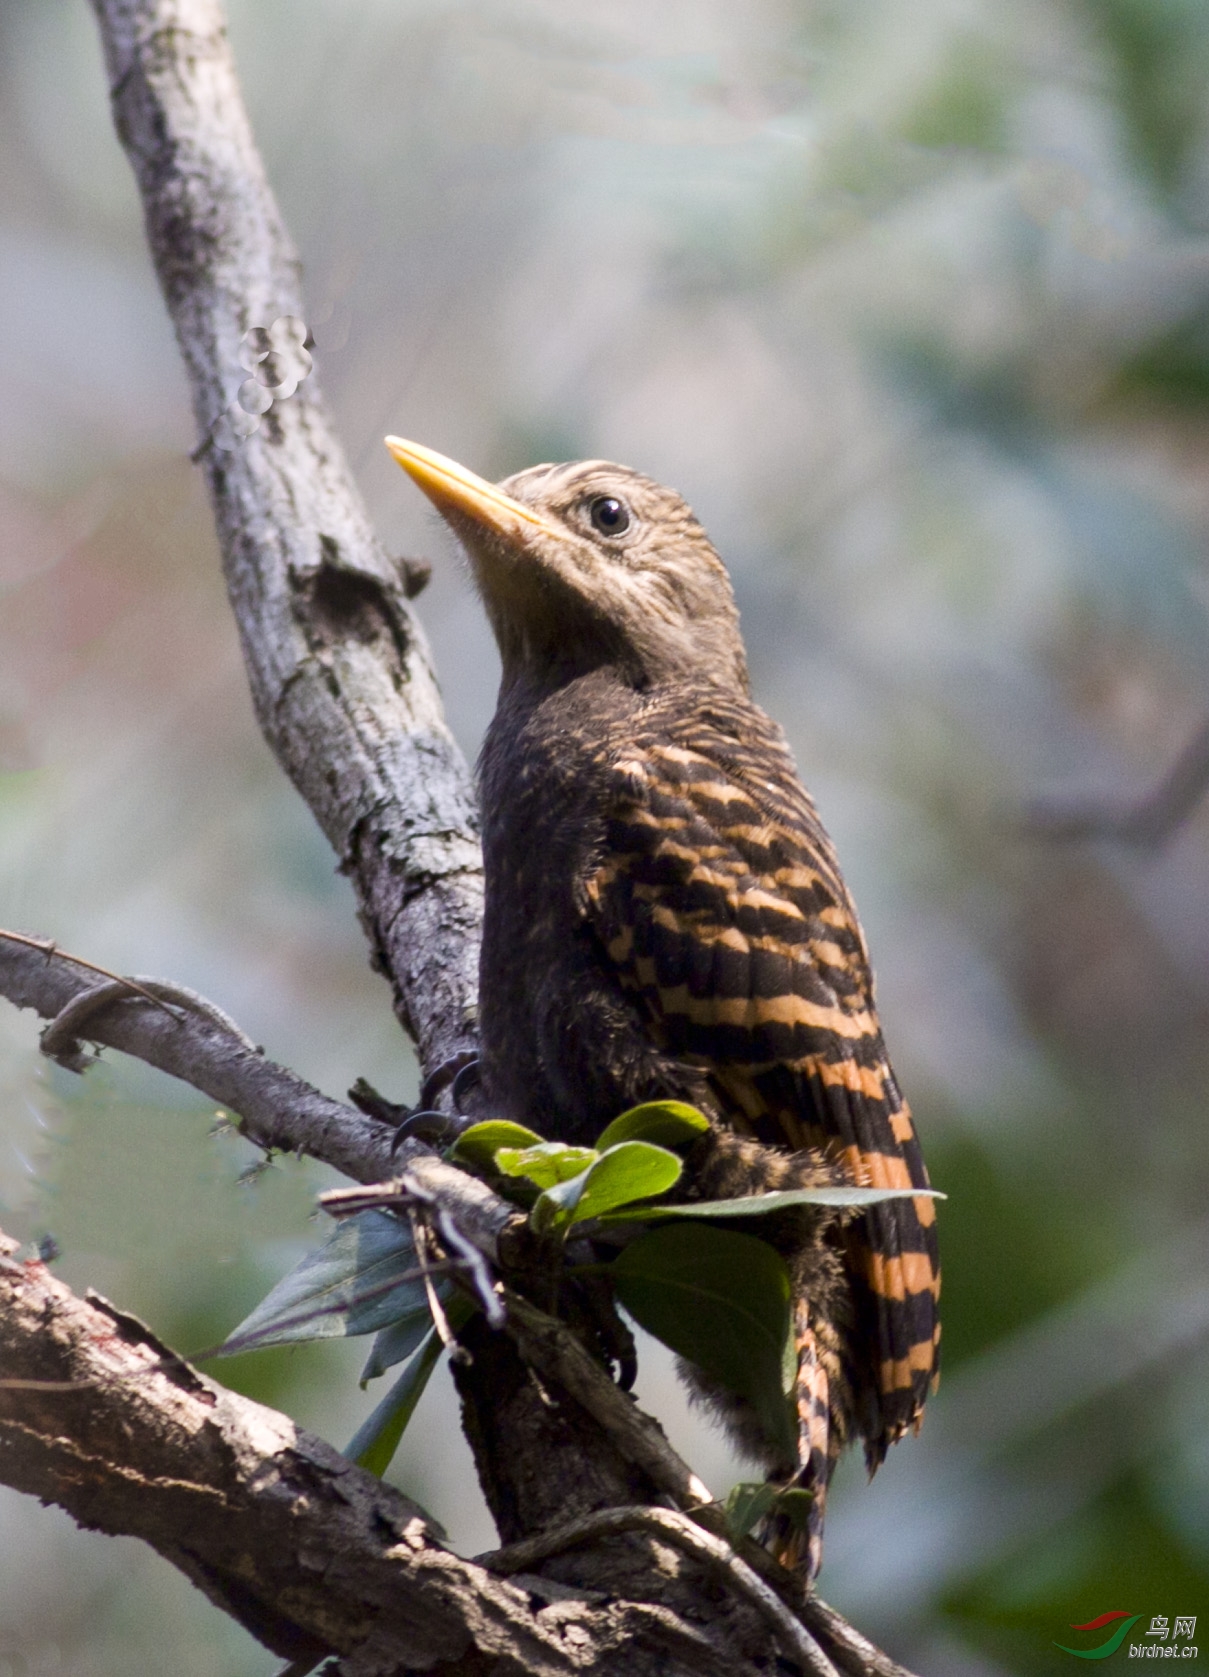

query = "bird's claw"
[[391, 1108, 474, 1150]]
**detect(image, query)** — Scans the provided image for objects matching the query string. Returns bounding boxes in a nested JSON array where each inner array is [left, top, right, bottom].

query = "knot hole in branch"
[[305, 544, 418, 671]]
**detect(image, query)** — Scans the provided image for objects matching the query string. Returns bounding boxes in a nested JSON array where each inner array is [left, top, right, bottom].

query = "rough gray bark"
[[90, 0, 483, 1081], [0, 1228, 800, 1677], [0, 2, 923, 1673]]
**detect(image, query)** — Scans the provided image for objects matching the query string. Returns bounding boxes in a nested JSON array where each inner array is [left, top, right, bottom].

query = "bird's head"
[[385, 437, 748, 695]]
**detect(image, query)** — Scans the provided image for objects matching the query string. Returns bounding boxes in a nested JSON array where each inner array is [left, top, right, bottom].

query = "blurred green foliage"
[[947, 1480, 1209, 1673], [1086, 0, 1209, 196]]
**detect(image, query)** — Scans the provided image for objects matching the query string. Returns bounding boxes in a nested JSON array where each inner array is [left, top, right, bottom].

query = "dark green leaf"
[[216, 1210, 425, 1355], [723, 1480, 779, 1540], [611, 1223, 796, 1460], [347, 1328, 439, 1475], [346, 1293, 475, 1478], [598, 1184, 944, 1224], [594, 1100, 710, 1152], [450, 1120, 544, 1173], [722, 1479, 815, 1543], [495, 1141, 598, 1188], [347, 1327, 444, 1477], [360, 1293, 448, 1384]]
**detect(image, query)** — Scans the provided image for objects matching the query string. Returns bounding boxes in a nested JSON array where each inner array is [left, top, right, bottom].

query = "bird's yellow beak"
[[384, 436, 560, 540]]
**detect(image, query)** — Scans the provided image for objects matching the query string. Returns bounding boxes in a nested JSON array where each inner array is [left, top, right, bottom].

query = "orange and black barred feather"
[[583, 692, 941, 1463], [777, 1303, 837, 1580]]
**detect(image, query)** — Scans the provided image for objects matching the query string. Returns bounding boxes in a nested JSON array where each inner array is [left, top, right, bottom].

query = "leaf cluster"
[[215, 1101, 939, 1484]]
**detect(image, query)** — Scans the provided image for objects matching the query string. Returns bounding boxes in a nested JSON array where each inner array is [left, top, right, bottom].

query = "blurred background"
[[2, 0, 1209, 1670]]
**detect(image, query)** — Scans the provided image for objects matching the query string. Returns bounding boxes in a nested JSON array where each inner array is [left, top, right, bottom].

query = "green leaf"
[[216, 1210, 426, 1355], [530, 1168, 591, 1235], [598, 1184, 944, 1224], [495, 1141, 599, 1189], [348, 1326, 443, 1476], [569, 1142, 683, 1223], [360, 1299, 445, 1384], [722, 1480, 816, 1543], [595, 1101, 710, 1152], [450, 1120, 544, 1173], [723, 1480, 779, 1540], [347, 1294, 475, 1478], [610, 1223, 796, 1461], [531, 1140, 684, 1236]]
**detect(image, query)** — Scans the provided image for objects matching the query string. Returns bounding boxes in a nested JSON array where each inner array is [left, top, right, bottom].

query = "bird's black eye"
[[588, 495, 631, 537]]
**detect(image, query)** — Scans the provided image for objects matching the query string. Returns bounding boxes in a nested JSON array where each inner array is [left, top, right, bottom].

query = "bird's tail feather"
[[764, 1301, 835, 1582]]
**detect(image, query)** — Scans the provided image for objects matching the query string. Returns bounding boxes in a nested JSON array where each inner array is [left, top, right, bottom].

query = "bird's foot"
[[350, 1054, 483, 1151], [392, 1108, 473, 1149], [417, 1049, 480, 1113], [567, 1263, 638, 1391]]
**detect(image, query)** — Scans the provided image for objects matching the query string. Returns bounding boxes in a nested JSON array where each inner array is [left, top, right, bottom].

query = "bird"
[[385, 435, 940, 1580]]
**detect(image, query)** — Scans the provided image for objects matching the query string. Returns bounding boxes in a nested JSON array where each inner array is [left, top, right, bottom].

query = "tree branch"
[[88, 0, 484, 1081], [482, 1509, 840, 1677], [500, 1291, 714, 1513], [0, 930, 398, 1183], [1022, 717, 1209, 848], [0, 1225, 777, 1677]]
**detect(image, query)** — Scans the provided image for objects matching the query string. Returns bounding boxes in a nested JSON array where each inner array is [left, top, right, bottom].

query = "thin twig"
[[0, 930, 184, 1023], [1022, 716, 1209, 847], [40, 973, 259, 1063], [320, 1180, 413, 1218], [407, 1207, 469, 1365], [391, 1164, 508, 1328], [801, 1598, 921, 1677], [0, 930, 401, 1183], [320, 1157, 518, 1267], [480, 1505, 840, 1677], [435, 1205, 506, 1328]]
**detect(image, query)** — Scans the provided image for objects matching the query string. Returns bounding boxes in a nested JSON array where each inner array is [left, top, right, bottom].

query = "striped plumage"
[[385, 439, 940, 1579], [583, 690, 940, 1462]]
